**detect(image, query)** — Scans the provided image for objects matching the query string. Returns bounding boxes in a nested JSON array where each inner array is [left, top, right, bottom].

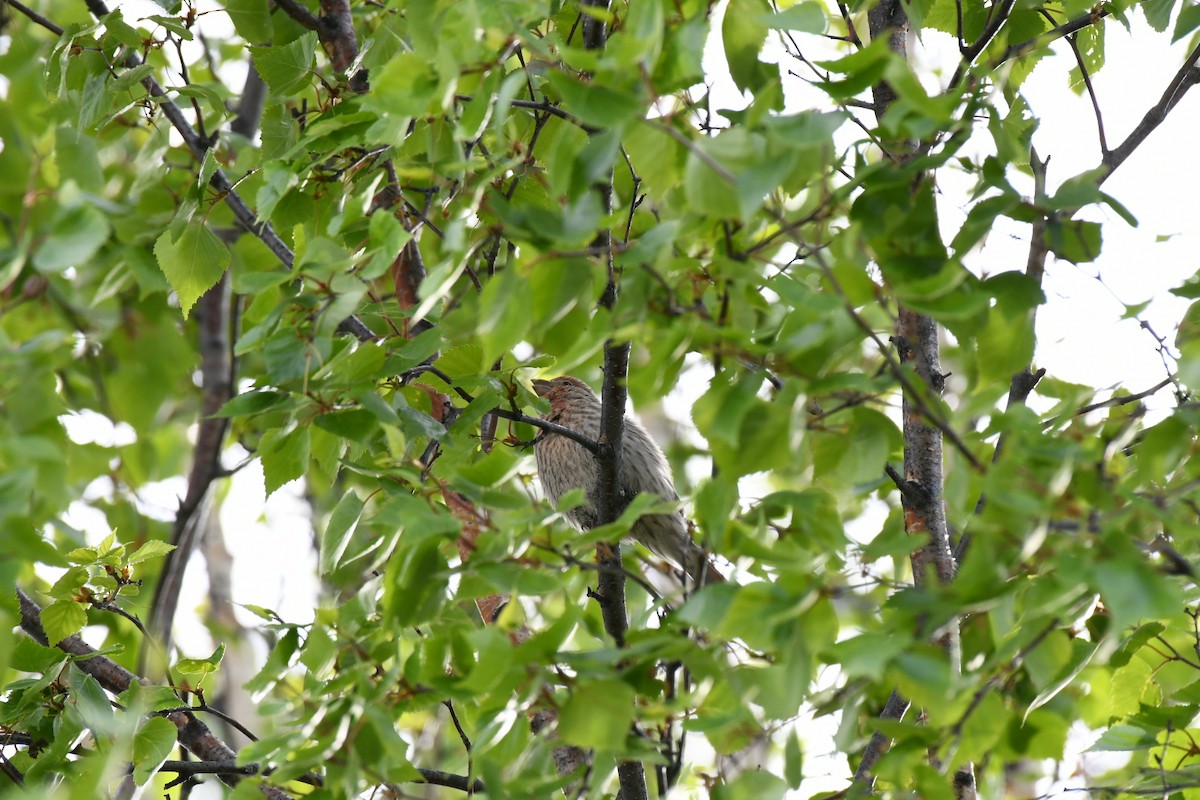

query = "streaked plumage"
[[532, 376, 724, 587]]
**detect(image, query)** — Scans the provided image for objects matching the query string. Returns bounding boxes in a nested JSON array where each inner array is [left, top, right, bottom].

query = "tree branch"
[[1044, 377, 1175, 426], [579, 2, 647, 797], [1099, 42, 1200, 183], [998, 6, 1111, 65], [316, 0, 360, 76], [852, 1, 967, 793], [594, 341, 632, 649], [852, 690, 911, 793], [6, 0, 63, 34], [949, 0, 1016, 86], [272, 0, 320, 30], [16, 588, 295, 800], [148, 63, 268, 657], [894, 308, 958, 588]]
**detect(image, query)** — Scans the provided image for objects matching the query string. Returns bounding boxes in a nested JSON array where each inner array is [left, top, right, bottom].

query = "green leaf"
[[132, 716, 177, 784], [50, 565, 89, 597], [250, 33, 318, 96], [1093, 558, 1183, 631], [1142, 0, 1173, 31], [111, 64, 154, 94], [784, 728, 804, 789], [1176, 300, 1200, 348], [364, 51, 440, 117], [101, 10, 143, 48], [976, 304, 1036, 386], [1024, 642, 1099, 722], [1173, 2, 1200, 41], [215, 389, 292, 418], [812, 407, 901, 484], [546, 72, 643, 128], [34, 205, 111, 273], [712, 770, 789, 800], [261, 102, 299, 159], [762, 2, 826, 32], [817, 36, 892, 99], [755, 489, 845, 551], [68, 670, 114, 730], [829, 631, 911, 679], [558, 679, 636, 750], [1045, 218, 1101, 264], [383, 536, 450, 626], [259, 426, 311, 496], [314, 408, 378, 443], [225, 0, 273, 43], [175, 643, 226, 681], [1087, 724, 1159, 752], [153, 223, 231, 319], [55, 127, 104, 192], [126, 540, 176, 565], [41, 600, 87, 645], [319, 491, 365, 576], [477, 267, 534, 367], [146, 14, 193, 38], [723, 0, 770, 92], [692, 372, 761, 446]]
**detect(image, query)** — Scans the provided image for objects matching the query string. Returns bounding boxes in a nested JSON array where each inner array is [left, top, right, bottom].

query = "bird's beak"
[[532, 379, 554, 397]]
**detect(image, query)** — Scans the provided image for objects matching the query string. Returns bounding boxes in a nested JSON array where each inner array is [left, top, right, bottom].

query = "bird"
[[532, 376, 725, 588]]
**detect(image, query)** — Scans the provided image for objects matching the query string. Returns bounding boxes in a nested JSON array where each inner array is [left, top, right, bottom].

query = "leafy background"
[[1, 0, 1200, 797]]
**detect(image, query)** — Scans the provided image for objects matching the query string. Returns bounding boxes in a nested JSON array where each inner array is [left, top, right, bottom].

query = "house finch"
[[533, 376, 724, 587]]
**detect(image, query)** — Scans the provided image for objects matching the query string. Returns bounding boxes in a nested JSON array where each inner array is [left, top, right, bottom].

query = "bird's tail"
[[679, 539, 726, 588]]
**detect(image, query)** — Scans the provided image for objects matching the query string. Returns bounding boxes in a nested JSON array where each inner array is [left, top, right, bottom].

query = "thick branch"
[[272, 0, 360, 78], [579, 2, 647, 798], [593, 341, 632, 647], [851, 690, 911, 794], [852, 2, 966, 794], [272, 0, 320, 30], [895, 309, 957, 588], [316, 0, 359, 74], [867, 0, 907, 114], [153, 760, 482, 793]]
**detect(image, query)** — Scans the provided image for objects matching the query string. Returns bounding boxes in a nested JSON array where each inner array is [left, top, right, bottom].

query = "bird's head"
[[532, 375, 598, 410]]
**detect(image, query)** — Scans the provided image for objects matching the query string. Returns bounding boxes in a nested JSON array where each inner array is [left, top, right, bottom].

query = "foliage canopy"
[[1, 0, 1200, 797]]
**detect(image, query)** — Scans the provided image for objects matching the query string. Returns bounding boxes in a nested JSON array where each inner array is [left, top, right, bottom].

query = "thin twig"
[[998, 6, 1111, 65], [398, 366, 603, 454], [1043, 377, 1174, 427], [1063, 30, 1108, 155]]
